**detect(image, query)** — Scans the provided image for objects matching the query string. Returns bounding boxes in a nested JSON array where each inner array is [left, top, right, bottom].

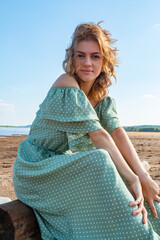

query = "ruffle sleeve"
[[37, 86, 102, 134], [97, 96, 121, 134]]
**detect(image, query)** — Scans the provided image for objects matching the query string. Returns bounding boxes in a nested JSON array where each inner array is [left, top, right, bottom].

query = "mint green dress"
[[13, 87, 160, 240]]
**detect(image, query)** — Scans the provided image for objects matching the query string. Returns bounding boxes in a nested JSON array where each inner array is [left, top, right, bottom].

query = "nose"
[[83, 56, 92, 66]]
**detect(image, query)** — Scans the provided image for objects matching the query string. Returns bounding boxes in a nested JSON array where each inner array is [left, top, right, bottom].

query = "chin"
[[80, 78, 95, 83], [77, 74, 95, 82]]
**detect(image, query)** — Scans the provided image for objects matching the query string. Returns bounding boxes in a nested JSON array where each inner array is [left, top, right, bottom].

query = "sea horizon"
[[0, 126, 30, 137], [0, 125, 160, 137]]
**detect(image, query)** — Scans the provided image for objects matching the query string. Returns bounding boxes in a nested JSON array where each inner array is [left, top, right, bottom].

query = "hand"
[[128, 177, 147, 224], [140, 174, 160, 218]]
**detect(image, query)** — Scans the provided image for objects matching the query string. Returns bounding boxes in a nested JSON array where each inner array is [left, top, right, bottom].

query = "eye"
[[92, 55, 100, 59], [76, 54, 84, 58]]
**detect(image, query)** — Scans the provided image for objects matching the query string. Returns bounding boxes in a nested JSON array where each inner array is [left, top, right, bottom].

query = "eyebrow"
[[76, 50, 101, 54]]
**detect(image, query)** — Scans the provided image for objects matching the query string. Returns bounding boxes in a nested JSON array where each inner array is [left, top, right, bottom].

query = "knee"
[[93, 148, 110, 160], [86, 149, 115, 171]]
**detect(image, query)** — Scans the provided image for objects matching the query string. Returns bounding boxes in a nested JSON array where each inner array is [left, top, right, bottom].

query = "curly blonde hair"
[[63, 22, 119, 101]]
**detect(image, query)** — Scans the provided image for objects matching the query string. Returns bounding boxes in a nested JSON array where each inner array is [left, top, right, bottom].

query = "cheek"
[[96, 62, 103, 72], [75, 61, 79, 69], [74, 60, 82, 72], [74, 58, 78, 68], [73, 60, 79, 74]]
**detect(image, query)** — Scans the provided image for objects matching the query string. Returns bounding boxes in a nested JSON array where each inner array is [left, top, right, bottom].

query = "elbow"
[[88, 128, 110, 142], [111, 126, 126, 139]]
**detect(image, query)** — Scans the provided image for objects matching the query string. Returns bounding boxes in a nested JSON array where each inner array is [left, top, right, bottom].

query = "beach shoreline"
[[0, 133, 160, 200]]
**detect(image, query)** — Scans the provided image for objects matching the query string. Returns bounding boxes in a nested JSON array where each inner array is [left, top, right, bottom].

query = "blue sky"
[[0, 0, 160, 126]]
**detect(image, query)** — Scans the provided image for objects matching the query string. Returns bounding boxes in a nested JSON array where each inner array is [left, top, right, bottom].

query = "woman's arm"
[[111, 127, 148, 177], [111, 127, 160, 218], [89, 128, 138, 183], [88, 128, 147, 223]]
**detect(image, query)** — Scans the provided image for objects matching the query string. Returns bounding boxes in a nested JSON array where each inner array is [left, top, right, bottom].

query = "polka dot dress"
[[13, 87, 160, 240]]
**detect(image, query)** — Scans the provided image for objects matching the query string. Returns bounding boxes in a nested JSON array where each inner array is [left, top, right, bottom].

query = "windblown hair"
[[63, 21, 119, 101]]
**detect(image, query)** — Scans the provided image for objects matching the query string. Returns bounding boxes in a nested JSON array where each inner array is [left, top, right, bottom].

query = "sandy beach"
[[0, 132, 160, 200]]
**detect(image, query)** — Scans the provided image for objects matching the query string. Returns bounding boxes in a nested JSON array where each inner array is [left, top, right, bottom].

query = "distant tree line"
[[124, 127, 160, 132], [138, 127, 160, 132]]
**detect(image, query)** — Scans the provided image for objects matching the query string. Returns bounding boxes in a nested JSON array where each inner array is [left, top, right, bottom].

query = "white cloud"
[[0, 99, 16, 114], [154, 24, 160, 29], [141, 94, 154, 99]]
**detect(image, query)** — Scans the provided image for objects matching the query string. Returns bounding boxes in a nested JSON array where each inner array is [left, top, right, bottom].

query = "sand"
[[0, 132, 160, 200]]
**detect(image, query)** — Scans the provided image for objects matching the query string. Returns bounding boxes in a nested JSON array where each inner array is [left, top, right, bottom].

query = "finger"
[[142, 207, 148, 224], [132, 199, 143, 216], [155, 195, 160, 203], [129, 196, 142, 207], [149, 200, 158, 218]]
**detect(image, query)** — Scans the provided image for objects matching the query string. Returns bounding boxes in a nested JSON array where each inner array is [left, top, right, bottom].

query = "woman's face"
[[74, 40, 103, 84]]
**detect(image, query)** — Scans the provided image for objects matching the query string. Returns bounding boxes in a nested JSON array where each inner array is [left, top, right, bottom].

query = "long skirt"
[[13, 146, 160, 240]]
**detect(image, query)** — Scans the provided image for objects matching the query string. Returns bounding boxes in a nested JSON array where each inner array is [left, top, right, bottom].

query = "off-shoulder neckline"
[[50, 86, 107, 109]]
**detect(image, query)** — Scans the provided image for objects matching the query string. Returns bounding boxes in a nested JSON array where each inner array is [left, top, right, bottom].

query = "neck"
[[79, 80, 95, 97]]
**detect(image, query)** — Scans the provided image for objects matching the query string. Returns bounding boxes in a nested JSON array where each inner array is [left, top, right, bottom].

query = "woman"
[[13, 22, 160, 239]]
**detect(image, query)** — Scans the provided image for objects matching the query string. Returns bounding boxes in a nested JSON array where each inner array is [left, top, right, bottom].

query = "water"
[[0, 127, 30, 137]]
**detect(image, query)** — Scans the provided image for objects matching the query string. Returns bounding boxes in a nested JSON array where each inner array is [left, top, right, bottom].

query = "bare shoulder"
[[52, 74, 80, 89]]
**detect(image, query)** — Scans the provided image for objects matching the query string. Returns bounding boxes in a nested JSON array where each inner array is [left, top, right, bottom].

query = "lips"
[[81, 70, 93, 73]]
